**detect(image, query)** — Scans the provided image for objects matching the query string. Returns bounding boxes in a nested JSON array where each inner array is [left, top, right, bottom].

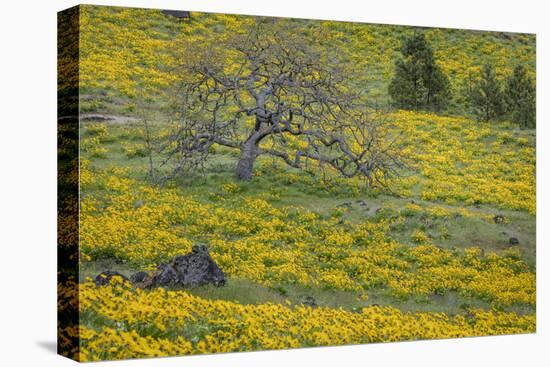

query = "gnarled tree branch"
[[156, 18, 408, 188]]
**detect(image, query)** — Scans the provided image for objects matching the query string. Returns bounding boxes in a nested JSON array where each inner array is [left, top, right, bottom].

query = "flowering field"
[[71, 107, 536, 360], [67, 6, 535, 111], [79, 153, 535, 305], [59, 4, 536, 362], [61, 277, 532, 361]]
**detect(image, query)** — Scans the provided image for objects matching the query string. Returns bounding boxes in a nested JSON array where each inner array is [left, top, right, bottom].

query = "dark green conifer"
[[388, 32, 451, 111], [468, 64, 505, 122], [506, 64, 536, 128]]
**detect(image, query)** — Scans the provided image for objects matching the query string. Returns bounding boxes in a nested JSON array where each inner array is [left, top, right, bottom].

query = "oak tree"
[[159, 19, 407, 187]]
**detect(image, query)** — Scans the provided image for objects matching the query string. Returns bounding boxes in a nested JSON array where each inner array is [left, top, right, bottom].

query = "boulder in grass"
[[171, 245, 226, 287], [94, 271, 129, 286], [509, 237, 520, 245], [95, 245, 226, 289], [303, 296, 318, 308], [130, 271, 149, 284], [145, 263, 178, 287], [143, 245, 226, 288]]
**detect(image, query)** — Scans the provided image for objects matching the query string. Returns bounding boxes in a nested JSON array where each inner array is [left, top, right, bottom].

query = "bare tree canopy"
[[158, 19, 407, 187]]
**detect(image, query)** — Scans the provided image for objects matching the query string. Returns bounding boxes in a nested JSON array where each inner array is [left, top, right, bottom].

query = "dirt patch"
[[80, 113, 138, 124], [58, 113, 138, 124]]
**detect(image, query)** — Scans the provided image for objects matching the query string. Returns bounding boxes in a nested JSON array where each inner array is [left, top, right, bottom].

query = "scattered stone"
[[134, 200, 144, 209], [337, 202, 352, 208], [493, 215, 505, 224], [303, 296, 318, 308], [130, 271, 149, 284], [509, 237, 520, 245], [94, 271, 129, 286], [161, 10, 191, 19], [356, 200, 367, 207]]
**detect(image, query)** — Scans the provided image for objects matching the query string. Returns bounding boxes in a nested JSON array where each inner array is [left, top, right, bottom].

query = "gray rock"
[[303, 296, 318, 308], [144, 245, 226, 288], [145, 263, 178, 287], [94, 271, 129, 286], [161, 10, 190, 19], [171, 245, 226, 287], [95, 246, 226, 289], [509, 237, 520, 245], [130, 271, 149, 284]]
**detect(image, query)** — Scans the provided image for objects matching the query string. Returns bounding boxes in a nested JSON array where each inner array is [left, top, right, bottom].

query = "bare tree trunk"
[[236, 139, 259, 180]]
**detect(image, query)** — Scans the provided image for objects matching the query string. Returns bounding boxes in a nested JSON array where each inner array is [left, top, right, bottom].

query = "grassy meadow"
[[58, 5, 536, 361]]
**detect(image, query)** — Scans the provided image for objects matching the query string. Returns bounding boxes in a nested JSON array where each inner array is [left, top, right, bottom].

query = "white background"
[[0, 0, 547, 365]]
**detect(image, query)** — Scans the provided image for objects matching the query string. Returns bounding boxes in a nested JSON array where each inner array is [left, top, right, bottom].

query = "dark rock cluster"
[[302, 296, 318, 308], [93, 270, 129, 286], [94, 245, 226, 289]]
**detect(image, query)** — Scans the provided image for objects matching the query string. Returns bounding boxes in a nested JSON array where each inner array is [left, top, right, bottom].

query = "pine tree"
[[388, 32, 451, 111], [506, 64, 536, 128], [468, 64, 505, 122]]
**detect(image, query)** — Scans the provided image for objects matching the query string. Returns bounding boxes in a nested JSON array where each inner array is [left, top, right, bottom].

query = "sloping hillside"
[[76, 5, 535, 113], [63, 5, 537, 361]]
